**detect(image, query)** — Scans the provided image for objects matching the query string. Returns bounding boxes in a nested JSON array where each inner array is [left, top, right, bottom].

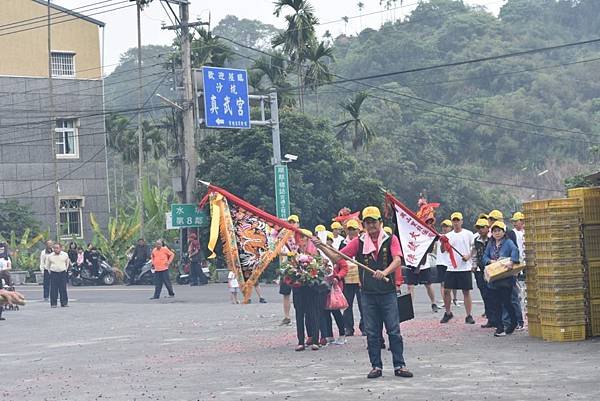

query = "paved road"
[[2, 283, 599, 401]]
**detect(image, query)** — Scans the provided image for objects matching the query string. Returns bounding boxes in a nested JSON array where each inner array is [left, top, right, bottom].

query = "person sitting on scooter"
[[84, 244, 101, 277], [128, 239, 151, 285]]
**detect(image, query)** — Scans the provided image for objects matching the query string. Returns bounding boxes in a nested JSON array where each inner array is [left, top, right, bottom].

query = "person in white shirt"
[[227, 271, 240, 304], [39, 240, 54, 301], [45, 243, 70, 308], [440, 212, 476, 324], [330, 222, 345, 250]]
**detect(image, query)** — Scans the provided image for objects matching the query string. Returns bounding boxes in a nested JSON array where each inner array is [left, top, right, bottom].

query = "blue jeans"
[[362, 292, 406, 369], [503, 283, 524, 326]]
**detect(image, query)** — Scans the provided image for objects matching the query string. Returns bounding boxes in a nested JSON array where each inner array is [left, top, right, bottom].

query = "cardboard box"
[[484, 258, 526, 282]]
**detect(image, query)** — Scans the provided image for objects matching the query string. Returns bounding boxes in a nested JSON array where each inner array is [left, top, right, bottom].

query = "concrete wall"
[[0, 76, 109, 240], [0, 0, 102, 80]]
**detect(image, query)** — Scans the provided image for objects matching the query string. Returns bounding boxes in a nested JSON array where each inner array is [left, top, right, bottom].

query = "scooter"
[[124, 259, 154, 285], [176, 254, 190, 285], [70, 260, 116, 286]]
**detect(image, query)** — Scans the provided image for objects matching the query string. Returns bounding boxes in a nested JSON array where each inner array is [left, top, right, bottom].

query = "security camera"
[[284, 154, 298, 161]]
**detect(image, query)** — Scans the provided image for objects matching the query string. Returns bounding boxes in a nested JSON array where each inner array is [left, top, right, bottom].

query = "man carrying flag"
[[320, 206, 413, 379]]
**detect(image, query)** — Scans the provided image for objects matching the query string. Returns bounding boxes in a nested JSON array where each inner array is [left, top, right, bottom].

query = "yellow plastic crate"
[[536, 260, 583, 277], [590, 299, 600, 337], [527, 214, 581, 228], [539, 289, 585, 302], [583, 226, 600, 260], [536, 275, 584, 287], [539, 309, 586, 325], [531, 229, 581, 243], [536, 247, 582, 260], [588, 259, 600, 299], [529, 321, 542, 338], [568, 187, 600, 224], [541, 324, 586, 342], [537, 298, 584, 310]]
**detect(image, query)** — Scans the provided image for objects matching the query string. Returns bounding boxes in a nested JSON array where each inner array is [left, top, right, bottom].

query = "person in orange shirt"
[[150, 240, 175, 300]]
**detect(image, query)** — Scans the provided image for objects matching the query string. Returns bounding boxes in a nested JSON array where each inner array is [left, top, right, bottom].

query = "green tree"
[[335, 92, 376, 150], [303, 40, 335, 112], [0, 201, 41, 239], [272, 0, 318, 110]]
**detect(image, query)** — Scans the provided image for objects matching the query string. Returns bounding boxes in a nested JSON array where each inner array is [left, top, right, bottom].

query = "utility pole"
[[269, 90, 282, 166], [47, 0, 60, 240], [162, 1, 207, 205], [136, 0, 145, 237]]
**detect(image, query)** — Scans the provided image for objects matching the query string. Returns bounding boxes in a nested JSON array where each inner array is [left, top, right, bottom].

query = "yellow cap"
[[478, 213, 489, 220], [490, 221, 507, 231], [287, 214, 299, 223], [314, 224, 326, 232], [450, 212, 463, 221], [475, 218, 489, 228], [441, 219, 452, 227], [511, 212, 525, 221], [362, 206, 382, 220], [489, 210, 503, 220], [383, 226, 393, 235], [346, 219, 359, 230], [326, 232, 334, 240], [331, 222, 343, 230], [299, 228, 313, 237]]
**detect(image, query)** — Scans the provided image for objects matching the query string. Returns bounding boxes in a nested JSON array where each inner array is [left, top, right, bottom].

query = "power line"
[[218, 35, 600, 144]]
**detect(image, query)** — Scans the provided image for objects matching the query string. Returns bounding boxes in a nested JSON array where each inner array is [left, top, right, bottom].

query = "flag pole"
[[314, 241, 391, 283]]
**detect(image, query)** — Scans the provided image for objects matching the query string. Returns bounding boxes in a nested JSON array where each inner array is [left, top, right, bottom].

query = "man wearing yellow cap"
[[279, 214, 301, 326], [473, 219, 493, 328], [434, 220, 453, 300], [331, 222, 345, 250], [440, 212, 476, 325], [341, 219, 364, 336], [321, 206, 413, 379]]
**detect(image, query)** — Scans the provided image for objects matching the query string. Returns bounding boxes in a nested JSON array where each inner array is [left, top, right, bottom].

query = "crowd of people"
[[275, 205, 526, 378]]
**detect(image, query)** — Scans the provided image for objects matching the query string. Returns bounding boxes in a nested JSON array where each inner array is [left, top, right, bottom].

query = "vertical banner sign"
[[393, 204, 437, 267], [202, 66, 251, 129], [274, 164, 290, 219]]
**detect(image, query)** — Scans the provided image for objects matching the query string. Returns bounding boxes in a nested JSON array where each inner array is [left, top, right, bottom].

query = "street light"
[[283, 154, 298, 163]]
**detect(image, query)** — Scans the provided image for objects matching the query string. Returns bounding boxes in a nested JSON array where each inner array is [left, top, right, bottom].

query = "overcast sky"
[[53, 0, 506, 75]]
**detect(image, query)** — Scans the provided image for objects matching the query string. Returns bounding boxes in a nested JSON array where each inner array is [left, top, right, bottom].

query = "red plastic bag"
[[326, 282, 349, 310]]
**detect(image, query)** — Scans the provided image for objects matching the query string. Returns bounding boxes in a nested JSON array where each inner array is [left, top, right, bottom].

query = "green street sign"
[[274, 164, 290, 219], [170, 204, 209, 228]]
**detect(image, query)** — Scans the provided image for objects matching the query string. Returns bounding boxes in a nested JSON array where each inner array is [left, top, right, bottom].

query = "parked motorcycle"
[[124, 259, 154, 285], [176, 254, 190, 285], [70, 260, 116, 286]]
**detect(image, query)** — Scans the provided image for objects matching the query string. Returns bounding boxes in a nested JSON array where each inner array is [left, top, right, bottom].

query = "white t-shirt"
[[445, 229, 475, 272], [227, 271, 239, 288], [514, 229, 525, 263], [0, 257, 11, 271], [332, 235, 345, 250], [435, 241, 450, 267]]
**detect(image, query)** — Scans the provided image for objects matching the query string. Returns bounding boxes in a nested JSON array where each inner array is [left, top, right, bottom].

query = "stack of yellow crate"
[[523, 198, 586, 341], [523, 202, 540, 337], [567, 187, 600, 336]]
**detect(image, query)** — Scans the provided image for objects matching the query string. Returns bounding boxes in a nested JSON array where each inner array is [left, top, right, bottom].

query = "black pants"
[[473, 271, 492, 322], [321, 307, 345, 339], [343, 283, 363, 334], [189, 261, 208, 285], [293, 286, 320, 345], [49, 271, 68, 307], [489, 285, 517, 331], [153, 270, 175, 298], [43, 270, 51, 299]]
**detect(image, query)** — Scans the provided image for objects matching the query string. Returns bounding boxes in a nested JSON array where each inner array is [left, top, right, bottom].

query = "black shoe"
[[61, 305, 69, 308], [190, 283, 198, 286], [149, 297, 159, 300], [440, 312, 453, 323], [367, 368, 382, 379], [0, 317, 6, 321], [481, 322, 494, 328], [394, 368, 413, 378], [494, 329, 506, 337], [259, 298, 267, 303], [505, 325, 517, 335], [465, 315, 475, 324], [432, 303, 440, 313]]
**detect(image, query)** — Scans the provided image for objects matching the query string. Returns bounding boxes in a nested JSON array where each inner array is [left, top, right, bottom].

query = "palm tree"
[[335, 92, 375, 150], [357, 2, 365, 30], [341, 16, 349, 34], [272, 0, 318, 111], [250, 51, 296, 108], [303, 40, 335, 113]]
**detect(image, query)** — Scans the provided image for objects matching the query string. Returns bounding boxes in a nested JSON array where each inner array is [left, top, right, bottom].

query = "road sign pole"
[[269, 91, 290, 219]]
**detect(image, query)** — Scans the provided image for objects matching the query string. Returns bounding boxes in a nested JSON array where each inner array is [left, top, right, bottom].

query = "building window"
[[59, 198, 83, 238], [51, 52, 75, 78], [55, 119, 79, 159]]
